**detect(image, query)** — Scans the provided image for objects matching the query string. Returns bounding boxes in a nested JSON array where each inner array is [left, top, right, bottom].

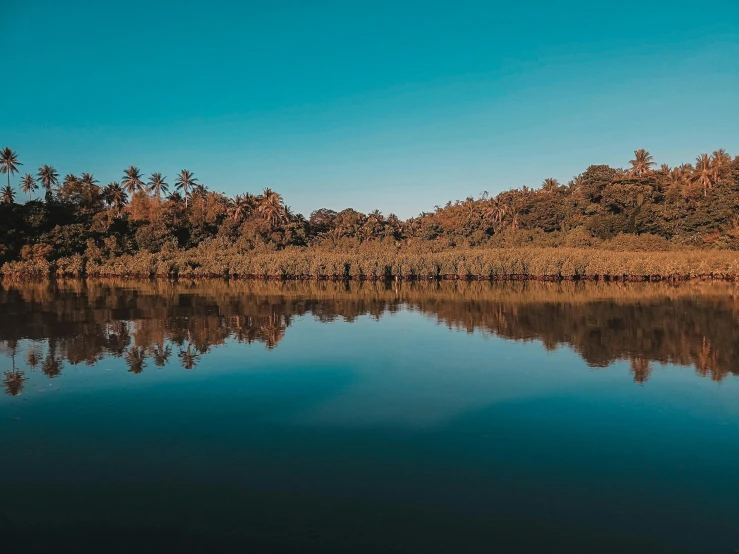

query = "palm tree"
[[407, 216, 422, 236], [167, 191, 183, 203], [37, 165, 59, 200], [174, 169, 197, 207], [102, 182, 128, 215], [462, 198, 479, 224], [20, 174, 38, 201], [694, 154, 715, 196], [482, 197, 507, 232], [190, 183, 210, 219], [192, 183, 208, 197], [541, 178, 560, 193], [711, 149, 731, 166], [63, 173, 78, 188], [227, 194, 253, 223], [664, 167, 684, 190], [628, 149, 655, 177], [79, 172, 98, 189], [0, 147, 21, 188], [258, 188, 286, 227], [78, 172, 101, 207], [56, 173, 77, 203], [369, 209, 383, 221], [122, 165, 145, 195], [711, 149, 732, 183], [147, 172, 169, 200], [1, 185, 16, 204]]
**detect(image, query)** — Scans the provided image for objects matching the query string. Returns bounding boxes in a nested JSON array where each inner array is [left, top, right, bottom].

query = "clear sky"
[[3, 0, 738, 218]]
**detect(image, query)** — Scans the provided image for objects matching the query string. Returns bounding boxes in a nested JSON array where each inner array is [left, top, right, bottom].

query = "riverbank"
[[3, 245, 739, 281]]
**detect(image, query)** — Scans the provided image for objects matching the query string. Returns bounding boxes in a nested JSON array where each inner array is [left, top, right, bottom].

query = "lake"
[[1, 279, 739, 553]]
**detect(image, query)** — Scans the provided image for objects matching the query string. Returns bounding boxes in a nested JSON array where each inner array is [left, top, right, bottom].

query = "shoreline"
[[2, 272, 738, 282], [3, 246, 739, 282], [4, 245, 739, 285]]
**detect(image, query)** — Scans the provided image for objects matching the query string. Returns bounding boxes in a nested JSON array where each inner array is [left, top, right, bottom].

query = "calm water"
[[2, 280, 739, 553]]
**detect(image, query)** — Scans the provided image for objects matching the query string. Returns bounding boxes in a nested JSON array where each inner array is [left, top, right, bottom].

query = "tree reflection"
[[41, 355, 62, 378], [152, 343, 172, 367], [178, 344, 200, 370], [3, 370, 25, 396], [629, 357, 652, 384], [124, 347, 147, 374], [26, 346, 41, 370], [2, 339, 24, 395], [1, 279, 739, 395]]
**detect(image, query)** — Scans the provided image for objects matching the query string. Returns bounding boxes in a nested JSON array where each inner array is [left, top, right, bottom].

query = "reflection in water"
[[3, 371, 24, 396], [1, 279, 738, 395], [1, 339, 24, 396]]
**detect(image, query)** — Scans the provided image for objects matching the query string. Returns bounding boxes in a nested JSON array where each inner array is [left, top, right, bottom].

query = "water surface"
[[2, 280, 739, 553]]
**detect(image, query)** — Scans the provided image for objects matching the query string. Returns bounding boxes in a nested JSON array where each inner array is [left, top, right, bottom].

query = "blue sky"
[[3, 0, 738, 218]]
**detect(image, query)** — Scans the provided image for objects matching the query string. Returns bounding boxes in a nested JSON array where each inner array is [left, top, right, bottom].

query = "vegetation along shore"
[[1, 147, 738, 280]]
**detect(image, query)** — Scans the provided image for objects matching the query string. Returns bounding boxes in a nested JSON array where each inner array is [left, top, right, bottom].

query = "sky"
[[2, 0, 738, 218]]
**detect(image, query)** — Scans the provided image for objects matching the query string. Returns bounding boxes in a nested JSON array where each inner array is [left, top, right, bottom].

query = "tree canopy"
[[1, 148, 738, 270]]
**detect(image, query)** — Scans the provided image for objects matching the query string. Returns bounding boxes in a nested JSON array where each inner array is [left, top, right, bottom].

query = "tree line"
[[1, 147, 738, 270]]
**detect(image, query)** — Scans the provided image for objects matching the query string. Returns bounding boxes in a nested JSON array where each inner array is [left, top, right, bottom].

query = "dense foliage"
[[1, 147, 738, 278]]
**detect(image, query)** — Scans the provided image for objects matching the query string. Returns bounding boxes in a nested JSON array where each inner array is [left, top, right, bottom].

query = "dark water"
[[2, 280, 739, 553]]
